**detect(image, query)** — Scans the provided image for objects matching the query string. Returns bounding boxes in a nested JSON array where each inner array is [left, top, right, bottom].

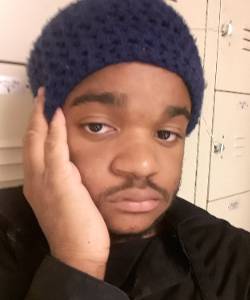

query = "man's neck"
[[110, 227, 157, 244]]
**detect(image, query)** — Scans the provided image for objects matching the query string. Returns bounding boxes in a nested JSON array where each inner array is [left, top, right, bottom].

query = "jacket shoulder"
[[0, 186, 47, 256], [168, 197, 250, 298], [168, 197, 250, 251], [0, 186, 37, 231]]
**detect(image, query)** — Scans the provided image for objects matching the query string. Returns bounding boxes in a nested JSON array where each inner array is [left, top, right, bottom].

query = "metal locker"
[[165, 0, 207, 203], [216, 0, 250, 94], [166, 0, 207, 30], [178, 127, 198, 203], [0, 148, 22, 166], [0, 164, 23, 189], [0, 64, 32, 147], [208, 192, 250, 231], [209, 91, 250, 201], [0, 63, 33, 187], [0, 0, 72, 63], [178, 30, 206, 203]]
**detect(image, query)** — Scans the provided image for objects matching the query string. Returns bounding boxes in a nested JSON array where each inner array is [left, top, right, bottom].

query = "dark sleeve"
[[0, 223, 128, 300], [25, 255, 129, 300], [0, 187, 128, 299]]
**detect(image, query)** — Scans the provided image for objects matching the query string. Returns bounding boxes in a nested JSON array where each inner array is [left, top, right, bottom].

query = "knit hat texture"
[[27, 0, 204, 133]]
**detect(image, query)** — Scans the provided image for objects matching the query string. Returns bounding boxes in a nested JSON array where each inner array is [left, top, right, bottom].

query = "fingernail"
[[37, 87, 45, 97], [51, 107, 62, 123]]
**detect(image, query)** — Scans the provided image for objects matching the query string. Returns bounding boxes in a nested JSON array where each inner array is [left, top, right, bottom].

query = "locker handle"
[[213, 143, 225, 154], [221, 21, 233, 37]]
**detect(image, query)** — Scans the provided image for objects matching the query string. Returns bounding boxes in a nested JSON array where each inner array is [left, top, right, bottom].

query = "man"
[[0, 0, 249, 299]]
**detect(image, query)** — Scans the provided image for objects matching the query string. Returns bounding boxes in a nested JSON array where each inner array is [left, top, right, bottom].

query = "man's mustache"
[[97, 176, 170, 202]]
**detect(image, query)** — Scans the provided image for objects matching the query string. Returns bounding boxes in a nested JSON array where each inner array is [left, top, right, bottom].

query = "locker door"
[[0, 64, 32, 147], [178, 30, 205, 203], [0, 63, 33, 188], [0, 0, 72, 62], [166, 0, 207, 29], [216, 0, 250, 94], [0, 164, 23, 189], [209, 92, 250, 200], [208, 192, 250, 231], [165, 0, 207, 202]]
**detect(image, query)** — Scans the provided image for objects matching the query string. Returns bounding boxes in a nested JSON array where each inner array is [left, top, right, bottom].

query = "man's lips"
[[108, 189, 162, 213]]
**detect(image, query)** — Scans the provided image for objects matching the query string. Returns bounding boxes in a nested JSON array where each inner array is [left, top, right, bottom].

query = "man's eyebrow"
[[70, 92, 127, 107], [164, 105, 191, 121]]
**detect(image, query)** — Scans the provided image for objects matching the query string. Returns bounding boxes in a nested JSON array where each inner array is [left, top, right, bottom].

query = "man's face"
[[63, 62, 191, 236]]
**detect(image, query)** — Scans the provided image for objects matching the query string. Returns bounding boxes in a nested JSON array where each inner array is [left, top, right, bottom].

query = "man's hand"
[[22, 88, 110, 279]]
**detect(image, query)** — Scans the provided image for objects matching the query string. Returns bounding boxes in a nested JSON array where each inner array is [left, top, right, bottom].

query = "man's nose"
[[110, 142, 160, 179]]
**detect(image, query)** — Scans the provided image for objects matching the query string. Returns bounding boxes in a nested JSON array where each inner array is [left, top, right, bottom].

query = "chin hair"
[[109, 211, 168, 243], [109, 188, 180, 243]]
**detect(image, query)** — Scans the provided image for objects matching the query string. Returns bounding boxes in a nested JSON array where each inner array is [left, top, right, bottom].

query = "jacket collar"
[[131, 226, 191, 300], [166, 197, 218, 300], [131, 197, 218, 300]]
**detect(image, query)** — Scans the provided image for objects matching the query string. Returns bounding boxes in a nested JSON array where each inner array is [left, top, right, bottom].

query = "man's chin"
[[104, 189, 179, 243], [109, 210, 168, 243]]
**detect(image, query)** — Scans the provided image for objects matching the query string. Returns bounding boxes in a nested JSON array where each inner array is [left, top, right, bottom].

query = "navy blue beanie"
[[27, 0, 204, 134]]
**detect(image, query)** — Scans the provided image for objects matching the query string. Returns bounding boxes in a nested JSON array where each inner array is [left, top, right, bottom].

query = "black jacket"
[[0, 186, 249, 300]]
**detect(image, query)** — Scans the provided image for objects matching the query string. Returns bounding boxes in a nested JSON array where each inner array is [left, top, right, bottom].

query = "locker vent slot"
[[233, 136, 246, 158], [243, 28, 250, 52]]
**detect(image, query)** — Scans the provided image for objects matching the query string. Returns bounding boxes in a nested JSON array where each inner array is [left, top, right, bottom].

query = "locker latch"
[[221, 21, 233, 37], [213, 143, 225, 154]]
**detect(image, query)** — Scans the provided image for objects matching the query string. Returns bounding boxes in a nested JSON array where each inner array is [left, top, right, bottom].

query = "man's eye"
[[156, 130, 179, 142], [82, 123, 113, 134]]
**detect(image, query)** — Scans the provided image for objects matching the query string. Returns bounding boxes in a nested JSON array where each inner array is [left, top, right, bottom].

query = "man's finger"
[[22, 87, 48, 178], [44, 108, 70, 172]]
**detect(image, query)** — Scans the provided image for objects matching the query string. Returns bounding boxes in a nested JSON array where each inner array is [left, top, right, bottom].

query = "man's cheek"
[[76, 163, 107, 196]]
